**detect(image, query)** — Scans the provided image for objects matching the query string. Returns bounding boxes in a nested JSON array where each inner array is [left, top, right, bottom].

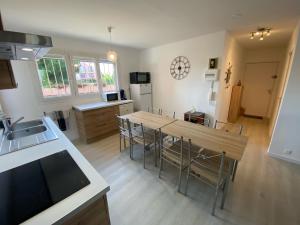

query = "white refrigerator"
[[130, 83, 153, 112]]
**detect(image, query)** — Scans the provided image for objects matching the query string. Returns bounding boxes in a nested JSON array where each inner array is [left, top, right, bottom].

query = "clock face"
[[170, 56, 190, 80]]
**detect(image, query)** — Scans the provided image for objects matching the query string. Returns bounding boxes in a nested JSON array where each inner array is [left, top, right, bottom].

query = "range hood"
[[0, 30, 53, 61]]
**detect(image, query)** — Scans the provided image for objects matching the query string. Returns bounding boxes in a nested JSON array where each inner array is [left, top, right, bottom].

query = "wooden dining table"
[[121, 111, 248, 162], [120, 111, 176, 130], [161, 119, 248, 161]]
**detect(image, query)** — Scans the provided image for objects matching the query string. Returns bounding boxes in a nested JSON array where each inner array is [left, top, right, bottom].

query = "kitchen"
[[1, 1, 300, 225]]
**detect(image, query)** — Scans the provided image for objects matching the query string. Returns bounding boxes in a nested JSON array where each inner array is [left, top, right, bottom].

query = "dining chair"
[[214, 120, 243, 181], [184, 146, 233, 216], [131, 123, 157, 168], [158, 130, 199, 192], [116, 115, 134, 159], [203, 117, 211, 127]]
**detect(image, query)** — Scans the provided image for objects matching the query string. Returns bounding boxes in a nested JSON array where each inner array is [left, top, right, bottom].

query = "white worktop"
[[0, 117, 110, 225], [73, 99, 133, 111]]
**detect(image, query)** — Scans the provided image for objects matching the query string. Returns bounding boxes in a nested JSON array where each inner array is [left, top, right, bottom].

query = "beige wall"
[[215, 34, 245, 122], [269, 22, 300, 164]]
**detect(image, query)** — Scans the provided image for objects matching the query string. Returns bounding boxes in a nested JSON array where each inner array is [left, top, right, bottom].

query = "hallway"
[[75, 117, 300, 225]]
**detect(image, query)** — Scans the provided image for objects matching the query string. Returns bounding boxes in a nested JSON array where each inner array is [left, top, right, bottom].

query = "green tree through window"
[[37, 56, 71, 97]]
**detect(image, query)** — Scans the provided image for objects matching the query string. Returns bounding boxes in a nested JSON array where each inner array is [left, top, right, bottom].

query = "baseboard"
[[268, 152, 300, 165]]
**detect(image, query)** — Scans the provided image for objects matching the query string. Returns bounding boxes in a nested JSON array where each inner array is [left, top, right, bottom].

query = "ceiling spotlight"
[[250, 27, 271, 41], [260, 34, 264, 41], [22, 48, 33, 52], [21, 57, 29, 60]]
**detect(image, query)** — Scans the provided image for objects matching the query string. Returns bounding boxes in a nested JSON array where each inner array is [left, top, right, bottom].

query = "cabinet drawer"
[[86, 122, 118, 138], [83, 107, 114, 117], [119, 103, 133, 116]]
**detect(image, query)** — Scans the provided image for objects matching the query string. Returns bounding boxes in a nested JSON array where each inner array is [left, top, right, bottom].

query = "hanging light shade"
[[107, 26, 117, 62], [107, 50, 117, 62]]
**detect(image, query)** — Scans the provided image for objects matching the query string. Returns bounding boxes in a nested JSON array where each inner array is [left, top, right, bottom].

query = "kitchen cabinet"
[[62, 195, 110, 225], [0, 14, 17, 89], [0, 59, 17, 89], [74, 105, 120, 143], [228, 85, 243, 122]]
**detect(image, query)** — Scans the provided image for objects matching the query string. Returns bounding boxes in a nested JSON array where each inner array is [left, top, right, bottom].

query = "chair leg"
[[211, 183, 221, 216], [159, 152, 163, 178], [154, 131, 157, 167], [231, 160, 238, 182], [124, 136, 126, 148], [143, 147, 146, 169], [184, 165, 191, 195], [130, 139, 133, 160], [221, 160, 234, 209], [119, 134, 122, 152], [221, 178, 230, 209], [177, 166, 183, 192]]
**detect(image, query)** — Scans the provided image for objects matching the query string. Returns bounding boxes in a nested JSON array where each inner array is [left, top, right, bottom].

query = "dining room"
[[1, 1, 300, 225]]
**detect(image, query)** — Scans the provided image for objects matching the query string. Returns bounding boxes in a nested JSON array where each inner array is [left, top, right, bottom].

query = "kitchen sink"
[[7, 125, 47, 140], [13, 119, 43, 131], [0, 118, 58, 156]]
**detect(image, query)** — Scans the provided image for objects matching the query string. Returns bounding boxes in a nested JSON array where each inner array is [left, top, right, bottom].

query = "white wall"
[[139, 31, 227, 122], [0, 35, 140, 140], [268, 22, 300, 164], [214, 34, 245, 122]]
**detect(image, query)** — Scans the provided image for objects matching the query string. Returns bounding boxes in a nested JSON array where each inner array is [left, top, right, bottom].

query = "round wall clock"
[[170, 56, 191, 80]]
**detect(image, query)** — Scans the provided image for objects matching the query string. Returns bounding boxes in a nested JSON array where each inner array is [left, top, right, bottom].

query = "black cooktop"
[[0, 150, 90, 225]]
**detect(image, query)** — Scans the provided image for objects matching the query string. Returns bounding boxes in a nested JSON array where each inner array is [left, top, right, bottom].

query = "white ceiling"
[[0, 0, 300, 49]]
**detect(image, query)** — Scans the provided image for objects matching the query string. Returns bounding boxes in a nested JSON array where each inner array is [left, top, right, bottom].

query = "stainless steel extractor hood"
[[0, 30, 53, 61]]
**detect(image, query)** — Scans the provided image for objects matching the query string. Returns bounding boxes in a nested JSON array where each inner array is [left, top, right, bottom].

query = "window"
[[37, 56, 71, 97], [73, 59, 99, 95], [99, 61, 118, 93]]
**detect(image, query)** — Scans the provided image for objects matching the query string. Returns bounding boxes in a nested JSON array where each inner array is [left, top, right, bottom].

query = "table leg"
[[154, 130, 157, 167]]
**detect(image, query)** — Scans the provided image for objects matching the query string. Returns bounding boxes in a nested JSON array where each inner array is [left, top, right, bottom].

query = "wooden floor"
[[74, 117, 300, 225]]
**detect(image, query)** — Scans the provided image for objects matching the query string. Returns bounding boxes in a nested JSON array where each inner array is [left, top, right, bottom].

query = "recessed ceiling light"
[[21, 57, 29, 60], [22, 48, 33, 52]]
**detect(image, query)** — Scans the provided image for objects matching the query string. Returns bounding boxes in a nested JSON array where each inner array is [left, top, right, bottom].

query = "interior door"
[[242, 62, 278, 118]]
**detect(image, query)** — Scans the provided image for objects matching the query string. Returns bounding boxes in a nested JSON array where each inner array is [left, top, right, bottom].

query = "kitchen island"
[[73, 100, 133, 143], [0, 117, 110, 225]]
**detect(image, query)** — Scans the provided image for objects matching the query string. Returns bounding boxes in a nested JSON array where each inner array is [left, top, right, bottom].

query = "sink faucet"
[[2, 116, 25, 133]]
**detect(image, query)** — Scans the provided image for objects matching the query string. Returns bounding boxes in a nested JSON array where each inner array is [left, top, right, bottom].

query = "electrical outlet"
[[283, 149, 293, 155]]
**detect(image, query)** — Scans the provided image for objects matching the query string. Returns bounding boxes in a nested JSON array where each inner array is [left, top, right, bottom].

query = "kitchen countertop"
[[0, 117, 110, 225], [73, 99, 133, 111]]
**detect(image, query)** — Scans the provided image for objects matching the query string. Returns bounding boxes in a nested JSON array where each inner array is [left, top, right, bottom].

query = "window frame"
[[35, 54, 73, 100], [71, 56, 101, 97], [98, 59, 119, 94]]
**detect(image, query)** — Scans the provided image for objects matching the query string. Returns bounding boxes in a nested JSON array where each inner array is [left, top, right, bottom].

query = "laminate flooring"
[[74, 117, 300, 225]]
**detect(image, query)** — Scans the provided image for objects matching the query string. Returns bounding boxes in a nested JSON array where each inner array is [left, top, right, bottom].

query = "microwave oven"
[[130, 72, 151, 84], [102, 92, 119, 102]]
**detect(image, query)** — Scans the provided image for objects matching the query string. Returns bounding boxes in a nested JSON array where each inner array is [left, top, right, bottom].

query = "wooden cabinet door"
[[0, 60, 17, 89]]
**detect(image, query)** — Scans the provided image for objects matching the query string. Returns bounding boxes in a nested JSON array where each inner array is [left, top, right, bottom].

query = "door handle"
[[267, 89, 272, 94]]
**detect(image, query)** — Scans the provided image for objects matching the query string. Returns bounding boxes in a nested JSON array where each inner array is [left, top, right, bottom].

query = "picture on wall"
[[209, 58, 218, 69]]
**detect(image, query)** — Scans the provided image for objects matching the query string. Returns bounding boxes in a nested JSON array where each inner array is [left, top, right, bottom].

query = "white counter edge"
[[73, 100, 133, 111]]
